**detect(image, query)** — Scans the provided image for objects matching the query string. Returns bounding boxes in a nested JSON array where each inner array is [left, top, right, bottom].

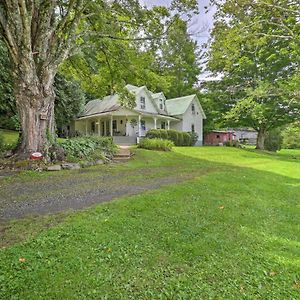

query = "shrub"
[[158, 129, 168, 140], [188, 131, 199, 146], [61, 136, 117, 161], [224, 140, 240, 148], [177, 132, 184, 146], [264, 129, 282, 152], [146, 129, 161, 139], [146, 128, 197, 146], [166, 130, 178, 144], [281, 123, 300, 149], [138, 138, 174, 151], [182, 132, 191, 146]]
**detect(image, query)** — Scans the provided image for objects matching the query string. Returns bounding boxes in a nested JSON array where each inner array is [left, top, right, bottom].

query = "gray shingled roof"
[[79, 85, 205, 119], [80, 94, 120, 117], [165, 95, 196, 115]]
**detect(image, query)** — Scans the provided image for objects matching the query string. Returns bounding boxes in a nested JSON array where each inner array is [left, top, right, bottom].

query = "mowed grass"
[[1, 147, 300, 299], [0, 128, 19, 145], [0, 128, 66, 146]]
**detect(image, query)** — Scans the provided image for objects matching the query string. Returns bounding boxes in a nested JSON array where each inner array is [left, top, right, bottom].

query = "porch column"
[[85, 119, 88, 135], [98, 118, 101, 136], [110, 115, 113, 136], [167, 120, 170, 130], [153, 117, 157, 129], [138, 115, 141, 137]]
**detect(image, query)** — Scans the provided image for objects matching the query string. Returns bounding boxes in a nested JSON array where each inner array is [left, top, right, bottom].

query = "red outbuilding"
[[204, 130, 236, 146]]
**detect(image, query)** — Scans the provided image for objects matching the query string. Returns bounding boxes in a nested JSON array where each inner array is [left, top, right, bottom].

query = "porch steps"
[[113, 146, 132, 162], [113, 136, 137, 146]]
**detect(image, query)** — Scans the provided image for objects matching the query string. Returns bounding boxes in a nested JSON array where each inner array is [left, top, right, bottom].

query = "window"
[[216, 134, 220, 138], [140, 97, 146, 109], [159, 99, 163, 110], [161, 121, 166, 129], [191, 124, 195, 133], [141, 120, 146, 130], [112, 120, 117, 131], [120, 120, 123, 125], [191, 103, 195, 114]]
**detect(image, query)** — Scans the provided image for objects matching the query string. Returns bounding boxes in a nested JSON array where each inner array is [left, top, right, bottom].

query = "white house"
[[72, 84, 206, 145]]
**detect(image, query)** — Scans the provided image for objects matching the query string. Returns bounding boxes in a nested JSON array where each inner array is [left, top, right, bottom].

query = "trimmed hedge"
[[138, 138, 174, 151], [145, 129, 198, 146]]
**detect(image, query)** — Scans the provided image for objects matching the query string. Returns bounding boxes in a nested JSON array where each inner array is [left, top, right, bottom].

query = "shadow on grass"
[[0, 148, 300, 298]]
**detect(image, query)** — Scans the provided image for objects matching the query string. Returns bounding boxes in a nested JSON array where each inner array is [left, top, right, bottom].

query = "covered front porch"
[[74, 111, 179, 144]]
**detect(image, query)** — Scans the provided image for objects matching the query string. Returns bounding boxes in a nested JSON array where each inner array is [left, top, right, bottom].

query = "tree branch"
[[0, 4, 18, 63]]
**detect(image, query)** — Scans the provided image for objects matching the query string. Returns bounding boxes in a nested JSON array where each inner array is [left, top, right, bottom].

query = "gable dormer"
[[134, 86, 159, 114], [152, 92, 167, 113]]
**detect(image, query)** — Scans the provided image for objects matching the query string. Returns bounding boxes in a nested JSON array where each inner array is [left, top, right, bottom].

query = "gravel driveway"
[[0, 164, 195, 220]]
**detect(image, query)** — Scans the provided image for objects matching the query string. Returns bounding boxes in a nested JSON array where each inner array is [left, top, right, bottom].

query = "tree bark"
[[256, 128, 266, 150], [0, 0, 85, 157], [15, 68, 56, 156]]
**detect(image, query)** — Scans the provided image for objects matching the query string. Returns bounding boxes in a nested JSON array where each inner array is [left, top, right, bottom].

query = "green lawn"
[[0, 147, 300, 299], [0, 129, 66, 146], [0, 128, 19, 145]]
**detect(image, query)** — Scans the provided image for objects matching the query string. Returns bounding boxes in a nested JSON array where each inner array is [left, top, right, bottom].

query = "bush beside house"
[[138, 138, 174, 151], [145, 129, 198, 146], [61, 136, 117, 161]]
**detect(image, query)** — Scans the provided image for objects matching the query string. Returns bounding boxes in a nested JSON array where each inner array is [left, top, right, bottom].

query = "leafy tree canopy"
[[206, 0, 300, 148]]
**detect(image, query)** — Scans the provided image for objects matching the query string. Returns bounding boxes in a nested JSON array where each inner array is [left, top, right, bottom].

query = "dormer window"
[[159, 99, 163, 110], [191, 103, 195, 114], [140, 97, 146, 109]]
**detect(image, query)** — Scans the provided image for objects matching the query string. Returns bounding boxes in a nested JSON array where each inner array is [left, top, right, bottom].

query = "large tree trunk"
[[0, 1, 85, 157], [15, 69, 56, 156], [256, 128, 266, 150]]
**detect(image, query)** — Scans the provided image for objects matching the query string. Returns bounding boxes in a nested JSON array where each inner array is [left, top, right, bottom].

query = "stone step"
[[113, 156, 131, 162], [113, 147, 131, 162], [114, 153, 131, 158]]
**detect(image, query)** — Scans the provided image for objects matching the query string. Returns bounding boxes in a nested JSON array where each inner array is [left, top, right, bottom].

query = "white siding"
[[170, 120, 183, 131], [154, 94, 166, 112], [135, 89, 158, 114], [181, 99, 204, 144]]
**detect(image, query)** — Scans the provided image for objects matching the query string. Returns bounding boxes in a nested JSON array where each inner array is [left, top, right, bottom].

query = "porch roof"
[[76, 108, 180, 121], [78, 94, 120, 118]]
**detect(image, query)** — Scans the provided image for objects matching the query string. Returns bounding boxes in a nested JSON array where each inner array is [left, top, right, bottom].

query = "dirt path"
[[0, 165, 196, 220]]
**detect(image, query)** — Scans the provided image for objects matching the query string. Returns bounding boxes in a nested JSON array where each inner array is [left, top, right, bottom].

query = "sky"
[[140, 0, 216, 46], [139, 0, 217, 81]]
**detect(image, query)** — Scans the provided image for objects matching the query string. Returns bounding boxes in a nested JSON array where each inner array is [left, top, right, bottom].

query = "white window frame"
[[191, 103, 195, 114], [159, 99, 163, 110], [140, 97, 146, 109]]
